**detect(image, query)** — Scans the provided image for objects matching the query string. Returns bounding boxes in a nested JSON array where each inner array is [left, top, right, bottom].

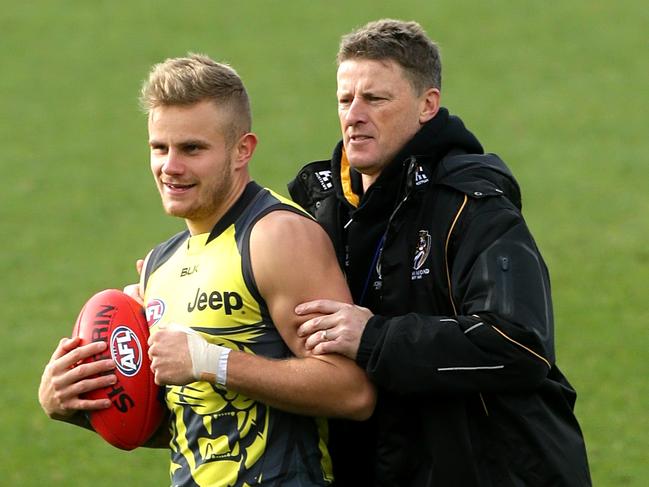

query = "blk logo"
[[181, 265, 199, 277]]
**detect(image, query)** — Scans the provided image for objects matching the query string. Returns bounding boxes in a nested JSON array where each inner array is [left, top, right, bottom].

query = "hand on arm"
[[295, 300, 373, 360], [225, 211, 375, 420], [145, 211, 376, 420]]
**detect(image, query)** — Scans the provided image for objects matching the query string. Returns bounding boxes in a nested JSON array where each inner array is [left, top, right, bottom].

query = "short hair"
[[140, 53, 251, 138], [337, 19, 442, 93]]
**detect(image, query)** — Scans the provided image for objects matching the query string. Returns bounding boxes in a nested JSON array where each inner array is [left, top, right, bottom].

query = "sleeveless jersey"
[[142, 182, 332, 487]]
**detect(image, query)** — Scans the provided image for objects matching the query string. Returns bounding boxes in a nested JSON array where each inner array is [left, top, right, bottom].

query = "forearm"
[[149, 325, 375, 420], [142, 412, 171, 449], [54, 410, 94, 431], [54, 403, 170, 449], [225, 350, 375, 420]]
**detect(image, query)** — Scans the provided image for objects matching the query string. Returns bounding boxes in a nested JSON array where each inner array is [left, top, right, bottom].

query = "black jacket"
[[288, 109, 591, 486]]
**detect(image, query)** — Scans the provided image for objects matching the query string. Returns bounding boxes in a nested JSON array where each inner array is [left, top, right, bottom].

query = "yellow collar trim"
[[340, 149, 360, 208]]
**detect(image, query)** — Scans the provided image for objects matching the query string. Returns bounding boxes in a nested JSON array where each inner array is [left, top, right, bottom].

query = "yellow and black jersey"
[[142, 182, 332, 487]]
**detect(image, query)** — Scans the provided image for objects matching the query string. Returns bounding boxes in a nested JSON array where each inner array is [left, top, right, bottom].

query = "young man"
[[38, 54, 375, 486], [289, 19, 591, 486]]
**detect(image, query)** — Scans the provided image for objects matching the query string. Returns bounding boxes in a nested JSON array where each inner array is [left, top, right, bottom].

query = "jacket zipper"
[[373, 156, 419, 274]]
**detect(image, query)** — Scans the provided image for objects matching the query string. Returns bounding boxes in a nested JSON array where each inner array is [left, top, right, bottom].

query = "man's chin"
[[161, 203, 191, 219], [347, 159, 382, 176]]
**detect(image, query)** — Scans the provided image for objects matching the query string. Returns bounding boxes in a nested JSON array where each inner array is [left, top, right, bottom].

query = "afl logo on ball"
[[110, 326, 143, 377], [146, 299, 165, 327]]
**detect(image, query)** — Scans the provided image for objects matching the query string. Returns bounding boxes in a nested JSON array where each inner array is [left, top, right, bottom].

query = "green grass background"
[[2, 1, 647, 485]]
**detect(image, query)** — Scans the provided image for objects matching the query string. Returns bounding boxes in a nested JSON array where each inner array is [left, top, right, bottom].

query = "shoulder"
[[240, 186, 311, 226], [142, 229, 189, 290], [148, 230, 189, 266], [249, 206, 350, 310], [251, 209, 328, 250], [249, 208, 337, 278], [287, 160, 336, 214], [435, 152, 522, 210]]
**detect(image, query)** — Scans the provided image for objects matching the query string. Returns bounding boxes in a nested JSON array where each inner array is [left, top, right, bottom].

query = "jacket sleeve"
[[356, 198, 555, 395]]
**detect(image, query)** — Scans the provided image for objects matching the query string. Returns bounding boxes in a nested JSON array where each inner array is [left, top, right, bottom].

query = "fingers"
[[51, 336, 81, 361], [304, 326, 335, 350], [52, 352, 116, 397], [135, 258, 144, 276], [295, 299, 348, 316], [123, 284, 143, 305], [66, 341, 111, 370], [64, 357, 116, 385], [311, 339, 344, 357], [147, 325, 194, 386], [49, 373, 114, 414], [58, 367, 116, 407], [40, 339, 116, 418], [297, 304, 371, 360], [304, 327, 355, 359], [298, 313, 335, 339], [122, 258, 146, 305], [50, 338, 109, 371]]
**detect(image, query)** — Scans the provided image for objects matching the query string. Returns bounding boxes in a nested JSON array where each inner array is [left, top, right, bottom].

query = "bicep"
[[250, 211, 351, 357]]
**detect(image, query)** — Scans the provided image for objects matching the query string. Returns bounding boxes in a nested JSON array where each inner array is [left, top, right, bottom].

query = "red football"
[[72, 289, 165, 450]]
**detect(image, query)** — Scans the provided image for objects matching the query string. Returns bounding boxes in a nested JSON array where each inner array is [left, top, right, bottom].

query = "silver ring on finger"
[[322, 329, 328, 341]]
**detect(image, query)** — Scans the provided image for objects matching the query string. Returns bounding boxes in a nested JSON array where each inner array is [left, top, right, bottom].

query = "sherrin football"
[[72, 289, 165, 450]]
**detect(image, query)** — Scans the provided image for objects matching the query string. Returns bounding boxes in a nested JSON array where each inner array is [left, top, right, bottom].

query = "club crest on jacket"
[[412, 230, 431, 279]]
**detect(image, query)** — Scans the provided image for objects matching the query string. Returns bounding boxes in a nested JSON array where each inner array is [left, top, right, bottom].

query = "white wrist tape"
[[167, 323, 230, 386]]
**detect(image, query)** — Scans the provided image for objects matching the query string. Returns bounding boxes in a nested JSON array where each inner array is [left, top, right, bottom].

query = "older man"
[[290, 19, 591, 486]]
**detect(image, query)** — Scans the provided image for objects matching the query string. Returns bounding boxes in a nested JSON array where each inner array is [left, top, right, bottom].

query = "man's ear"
[[233, 132, 258, 168], [419, 88, 441, 124]]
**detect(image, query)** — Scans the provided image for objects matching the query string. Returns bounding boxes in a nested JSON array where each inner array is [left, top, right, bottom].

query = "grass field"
[[2, 1, 647, 485]]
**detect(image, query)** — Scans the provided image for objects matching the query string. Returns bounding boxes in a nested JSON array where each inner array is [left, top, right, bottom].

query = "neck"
[[361, 173, 380, 192], [185, 175, 250, 235]]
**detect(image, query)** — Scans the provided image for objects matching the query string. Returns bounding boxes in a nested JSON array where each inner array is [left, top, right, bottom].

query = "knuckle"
[[51, 375, 63, 389], [69, 364, 84, 380], [75, 362, 94, 379], [52, 389, 65, 405], [44, 362, 55, 376]]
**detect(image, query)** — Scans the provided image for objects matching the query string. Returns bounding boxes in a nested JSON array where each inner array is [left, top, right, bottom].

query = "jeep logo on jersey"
[[315, 170, 334, 191], [110, 326, 143, 377], [146, 299, 165, 327], [412, 230, 432, 280], [187, 288, 244, 314]]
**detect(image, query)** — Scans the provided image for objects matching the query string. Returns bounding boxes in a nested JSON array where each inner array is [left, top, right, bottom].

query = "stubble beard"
[[161, 157, 234, 223]]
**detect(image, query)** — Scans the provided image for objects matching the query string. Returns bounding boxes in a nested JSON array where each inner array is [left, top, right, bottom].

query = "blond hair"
[[140, 53, 251, 139]]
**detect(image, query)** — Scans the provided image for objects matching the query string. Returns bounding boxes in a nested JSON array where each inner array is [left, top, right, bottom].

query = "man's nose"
[[344, 98, 368, 126], [162, 149, 184, 175]]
